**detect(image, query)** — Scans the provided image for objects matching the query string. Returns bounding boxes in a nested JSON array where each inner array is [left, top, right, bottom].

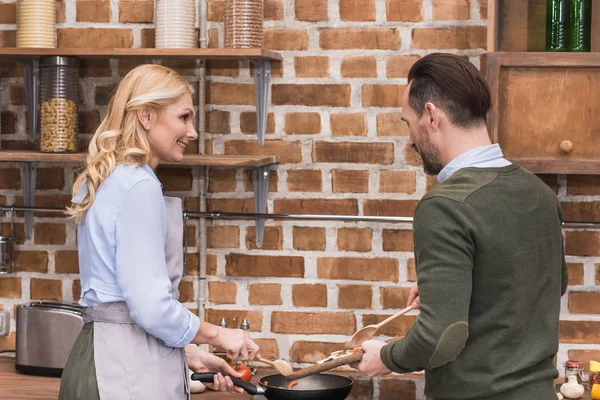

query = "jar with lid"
[[565, 360, 585, 384], [16, 0, 56, 48], [589, 360, 600, 397], [154, 0, 196, 48], [40, 56, 79, 153]]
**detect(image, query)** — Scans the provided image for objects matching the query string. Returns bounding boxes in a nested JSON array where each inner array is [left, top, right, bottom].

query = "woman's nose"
[[188, 126, 198, 140]]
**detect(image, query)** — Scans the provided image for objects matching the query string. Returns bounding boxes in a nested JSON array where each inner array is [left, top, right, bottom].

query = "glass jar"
[[565, 360, 585, 384], [155, 0, 196, 48], [16, 0, 56, 48], [546, 0, 569, 52], [569, 0, 592, 52], [589, 360, 600, 397], [224, 0, 264, 49], [40, 56, 79, 153]]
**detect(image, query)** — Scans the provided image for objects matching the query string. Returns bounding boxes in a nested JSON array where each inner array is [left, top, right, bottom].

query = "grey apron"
[[60, 196, 190, 400]]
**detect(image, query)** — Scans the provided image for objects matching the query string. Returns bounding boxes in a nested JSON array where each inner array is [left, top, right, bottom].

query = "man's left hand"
[[353, 339, 392, 377], [185, 345, 245, 393]]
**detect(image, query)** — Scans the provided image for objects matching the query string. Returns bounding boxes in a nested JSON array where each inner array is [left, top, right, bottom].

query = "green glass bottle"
[[569, 0, 592, 51], [546, 0, 569, 51]]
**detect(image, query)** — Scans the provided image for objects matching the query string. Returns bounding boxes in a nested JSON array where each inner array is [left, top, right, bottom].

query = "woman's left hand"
[[185, 345, 245, 393]]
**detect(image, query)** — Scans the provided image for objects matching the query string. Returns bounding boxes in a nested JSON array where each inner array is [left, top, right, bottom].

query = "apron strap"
[[84, 302, 136, 324]]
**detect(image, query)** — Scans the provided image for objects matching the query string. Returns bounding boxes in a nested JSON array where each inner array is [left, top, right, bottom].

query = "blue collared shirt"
[[437, 144, 512, 183], [74, 164, 200, 348]]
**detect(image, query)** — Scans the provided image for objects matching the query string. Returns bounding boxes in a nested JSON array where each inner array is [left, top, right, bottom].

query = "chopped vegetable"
[[288, 380, 298, 389]]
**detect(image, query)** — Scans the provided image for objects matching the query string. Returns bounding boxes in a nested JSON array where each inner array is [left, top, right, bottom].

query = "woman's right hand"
[[216, 328, 260, 361]]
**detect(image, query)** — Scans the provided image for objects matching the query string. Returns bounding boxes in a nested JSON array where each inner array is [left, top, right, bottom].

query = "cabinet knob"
[[560, 140, 574, 154]]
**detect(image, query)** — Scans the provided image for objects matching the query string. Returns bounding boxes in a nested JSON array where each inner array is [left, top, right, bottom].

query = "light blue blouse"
[[73, 164, 200, 348]]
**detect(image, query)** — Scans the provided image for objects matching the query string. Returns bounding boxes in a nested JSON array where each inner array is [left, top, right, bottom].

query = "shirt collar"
[[140, 164, 162, 188], [438, 144, 506, 183]]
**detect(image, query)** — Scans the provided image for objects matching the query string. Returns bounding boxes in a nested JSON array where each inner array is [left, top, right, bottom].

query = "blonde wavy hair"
[[67, 64, 194, 224]]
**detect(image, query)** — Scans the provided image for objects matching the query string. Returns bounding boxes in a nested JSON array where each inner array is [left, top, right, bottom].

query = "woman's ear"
[[137, 108, 153, 130]]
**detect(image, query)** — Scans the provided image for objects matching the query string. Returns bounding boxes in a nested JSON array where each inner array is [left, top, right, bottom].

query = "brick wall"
[[1, 1, 599, 398]]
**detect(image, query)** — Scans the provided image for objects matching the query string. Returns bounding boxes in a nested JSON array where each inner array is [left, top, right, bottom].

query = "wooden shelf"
[[0, 150, 279, 168], [0, 47, 282, 61]]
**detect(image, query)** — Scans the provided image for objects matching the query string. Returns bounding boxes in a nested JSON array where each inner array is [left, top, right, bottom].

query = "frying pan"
[[192, 372, 353, 400]]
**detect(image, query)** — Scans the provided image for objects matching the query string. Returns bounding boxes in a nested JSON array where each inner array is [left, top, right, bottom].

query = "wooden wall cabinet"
[[487, 0, 600, 174]]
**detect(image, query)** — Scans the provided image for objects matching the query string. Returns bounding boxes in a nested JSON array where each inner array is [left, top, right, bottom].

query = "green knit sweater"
[[380, 164, 567, 400]]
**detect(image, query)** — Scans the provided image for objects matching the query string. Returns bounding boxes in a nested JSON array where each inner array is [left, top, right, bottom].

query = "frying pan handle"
[[190, 372, 265, 395]]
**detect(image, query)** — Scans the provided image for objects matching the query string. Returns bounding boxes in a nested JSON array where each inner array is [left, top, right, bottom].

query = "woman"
[[59, 64, 259, 399]]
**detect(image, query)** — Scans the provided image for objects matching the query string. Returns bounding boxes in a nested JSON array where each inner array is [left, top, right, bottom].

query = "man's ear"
[[424, 102, 441, 130], [137, 108, 153, 130]]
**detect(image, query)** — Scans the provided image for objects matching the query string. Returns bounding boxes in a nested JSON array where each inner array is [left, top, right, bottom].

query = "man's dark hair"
[[407, 53, 491, 129]]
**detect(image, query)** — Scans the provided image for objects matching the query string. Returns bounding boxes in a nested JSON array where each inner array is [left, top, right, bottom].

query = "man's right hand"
[[407, 284, 420, 309]]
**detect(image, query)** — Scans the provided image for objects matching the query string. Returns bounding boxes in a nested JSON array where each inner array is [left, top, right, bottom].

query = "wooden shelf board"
[[510, 158, 600, 175], [0, 48, 282, 61], [488, 52, 600, 67], [0, 150, 279, 168]]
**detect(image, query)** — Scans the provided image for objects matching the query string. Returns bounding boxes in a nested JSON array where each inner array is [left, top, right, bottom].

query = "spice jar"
[[16, 0, 56, 48], [565, 360, 585, 384], [40, 56, 79, 153], [589, 360, 600, 397], [155, 0, 196, 48], [224, 0, 264, 49]]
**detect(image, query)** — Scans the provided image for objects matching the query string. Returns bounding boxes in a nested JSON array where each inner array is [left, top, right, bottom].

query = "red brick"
[[264, 29, 309, 50], [364, 200, 419, 217], [271, 311, 355, 334], [341, 56, 377, 78], [273, 84, 351, 107], [340, 0, 375, 21], [382, 229, 414, 252], [289, 341, 347, 363], [208, 0, 223, 21], [562, 202, 600, 223], [560, 321, 600, 343], [0, 332, 16, 352], [363, 84, 406, 108], [380, 171, 416, 194], [0, 168, 20, 189], [185, 253, 200, 276], [240, 112, 275, 134], [274, 199, 358, 215], [434, 0, 470, 20], [565, 231, 600, 256], [76, 0, 110, 22], [362, 314, 418, 336], [380, 287, 411, 309], [295, 56, 330, 78], [178, 280, 194, 303], [265, 0, 283, 20], [207, 198, 254, 213], [293, 227, 326, 251], [185, 225, 196, 248], [294, 0, 328, 21], [405, 143, 423, 166], [320, 28, 400, 50], [387, 55, 421, 79], [207, 226, 240, 249], [9, 85, 25, 106], [15, 251, 49, 273], [568, 263, 584, 286], [156, 167, 192, 191], [407, 258, 416, 281], [31, 278, 62, 301], [208, 169, 236, 193], [250, 60, 284, 78], [225, 140, 302, 164], [412, 27, 487, 50], [338, 285, 372, 309], [226, 253, 304, 278], [79, 110, 101, 134], [1, 224, 24, 245], [243, 169, 278, 193], [0, 30, 16, 47], [207, 60, 240, 78], [246, 226, 283, 250], [0, 278, 21, 299], [57, 0, 66, 23], [569, 291, 600, 314], [14, 195, 72, 216], [1, 111, 17, 133], [0, 3, 16, 23], [208, 28, 219, 48], [206, 254, 217, 276], [58, 28, 134, 48], [337, 227, 372, 252], [318, 257, 399, 282], [292, 284, 327, 307], [313, 141, 394, 164], [248, 283, 282, 305], [386, 0, 422, 21], [284, 112, 321, 135], [331, 169, 369, 194], [427, 175, 439, 191], [287, 169, 322, 192], [208, 281, 238, 304], [119, 0, 154, 23], [567, 350, 600, 374], [480, 0, 488, 19], [205, 110, 230, 135], [567, 175, 600, 195], [34, 223, 66, 245], [330, 113, 367, 136], [94, 83, 118, 105], [141, 28, 155, 48], [205, 309, 262, 332], [379, 378, 417, 399], [207, 82, 254, 105]]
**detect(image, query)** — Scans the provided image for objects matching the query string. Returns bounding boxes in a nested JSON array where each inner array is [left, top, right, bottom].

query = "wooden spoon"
[[347, 304, 414, 348], [255, 354, 294, 376]]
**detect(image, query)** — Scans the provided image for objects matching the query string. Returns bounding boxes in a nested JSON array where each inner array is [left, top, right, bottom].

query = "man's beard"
[[413, 138, 443, 176]]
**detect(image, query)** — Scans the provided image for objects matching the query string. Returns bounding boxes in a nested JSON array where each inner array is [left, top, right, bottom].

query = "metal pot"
[[0, 235, 17, 274], [192, 372, 353, 400]]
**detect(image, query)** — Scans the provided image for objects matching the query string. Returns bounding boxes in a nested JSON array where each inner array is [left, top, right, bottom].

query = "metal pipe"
[[3, 206, 600, 227]]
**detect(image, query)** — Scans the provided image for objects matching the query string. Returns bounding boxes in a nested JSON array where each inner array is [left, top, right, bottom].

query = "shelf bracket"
[[251, 59, 271, 147], [22, 58, 40, 142], [252, 166, 270, 248], [21, 162, 37, 239]]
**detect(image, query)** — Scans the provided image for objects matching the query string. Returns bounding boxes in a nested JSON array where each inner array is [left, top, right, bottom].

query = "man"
[[355, 53, 568, 399]]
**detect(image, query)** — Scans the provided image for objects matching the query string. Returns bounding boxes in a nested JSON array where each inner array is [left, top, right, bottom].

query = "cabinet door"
[[488, 53, 600, 174]]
